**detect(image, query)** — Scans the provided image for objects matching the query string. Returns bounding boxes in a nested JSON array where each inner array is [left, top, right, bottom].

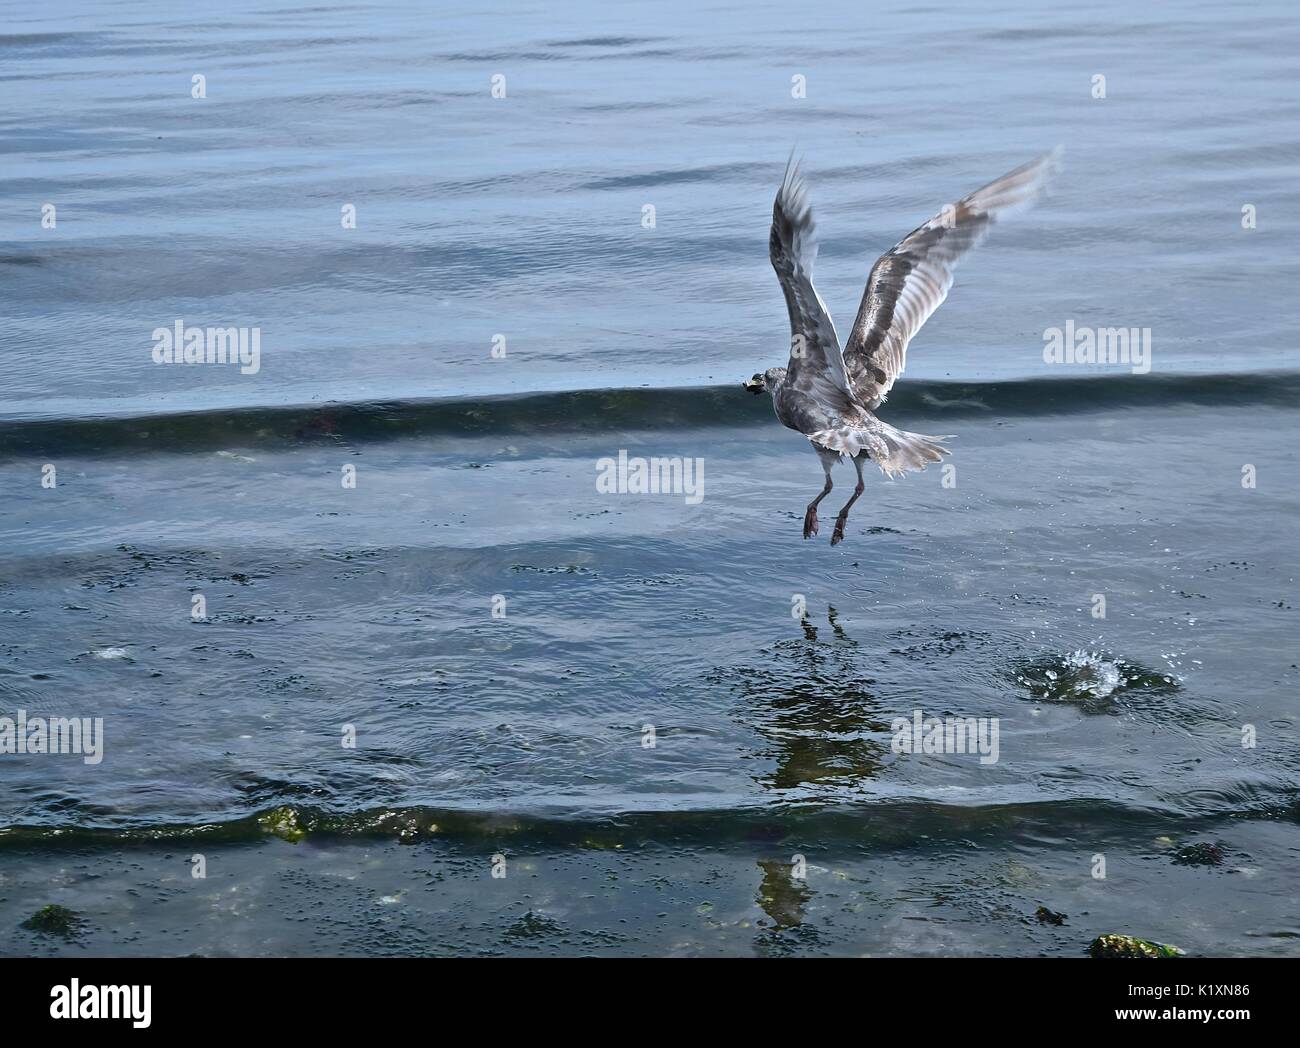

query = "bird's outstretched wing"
[[770, 156, 856, 407], [842, 149, 1061, 409]]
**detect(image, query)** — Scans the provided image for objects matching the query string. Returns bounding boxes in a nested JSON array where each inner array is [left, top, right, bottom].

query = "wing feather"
[[842, 149, 1061, 408], [770, 156, 856, 407]]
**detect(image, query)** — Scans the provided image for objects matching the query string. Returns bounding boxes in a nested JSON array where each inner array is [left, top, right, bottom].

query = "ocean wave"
[[2, 370, 1296, 460], [1, 791, 1296, 850]]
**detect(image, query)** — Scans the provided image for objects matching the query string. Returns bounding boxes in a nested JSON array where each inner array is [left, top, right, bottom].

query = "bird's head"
[[743, 367, 786, 396]]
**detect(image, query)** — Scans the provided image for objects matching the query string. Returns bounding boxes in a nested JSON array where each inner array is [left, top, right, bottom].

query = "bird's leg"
[[830, 453, 867, 546], [804, 448, 837, 539], [804, 478, 831, 538]]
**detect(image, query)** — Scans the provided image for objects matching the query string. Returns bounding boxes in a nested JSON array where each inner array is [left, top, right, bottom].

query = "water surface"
[[2, 0, 1298, 956]]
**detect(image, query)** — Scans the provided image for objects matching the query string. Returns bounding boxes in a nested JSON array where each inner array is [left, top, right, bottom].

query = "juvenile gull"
[[744, 149, 1060, 545]]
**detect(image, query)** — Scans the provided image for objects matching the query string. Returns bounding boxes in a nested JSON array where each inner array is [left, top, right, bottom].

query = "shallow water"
[[2, 0, 1299, 956]]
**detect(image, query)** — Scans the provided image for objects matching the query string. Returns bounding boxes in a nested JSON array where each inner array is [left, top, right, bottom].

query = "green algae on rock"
[[22, 904, 85, 938], [1089, 934, 1183, 958], [258, 806, 308, 843]]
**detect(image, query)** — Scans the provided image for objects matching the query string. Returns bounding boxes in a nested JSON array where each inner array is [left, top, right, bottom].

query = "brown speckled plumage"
[[747, 150, 1060, 543]]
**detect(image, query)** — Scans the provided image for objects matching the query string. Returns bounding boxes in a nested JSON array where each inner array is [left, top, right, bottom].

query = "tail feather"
[[810, 419, 951, 478]]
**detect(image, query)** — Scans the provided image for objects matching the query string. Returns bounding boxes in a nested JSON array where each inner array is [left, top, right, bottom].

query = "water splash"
[[1014, 650, 1178, 710]]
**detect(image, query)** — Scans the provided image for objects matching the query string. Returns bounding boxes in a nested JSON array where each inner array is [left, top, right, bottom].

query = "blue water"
[[2, 0, 1299, 957], [4, 0, 1298, 419]]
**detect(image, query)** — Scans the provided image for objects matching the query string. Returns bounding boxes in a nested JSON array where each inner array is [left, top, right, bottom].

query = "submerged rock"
[[22, 904, 85, 938], [1035, 906, 1067, 926], [1172, 841, 1226, 867], [1089, 934, 1183, 958], [504, 910, 560, 940]]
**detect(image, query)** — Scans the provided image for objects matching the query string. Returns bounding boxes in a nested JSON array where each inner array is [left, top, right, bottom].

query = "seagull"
[[744, 149, 1060, 545]]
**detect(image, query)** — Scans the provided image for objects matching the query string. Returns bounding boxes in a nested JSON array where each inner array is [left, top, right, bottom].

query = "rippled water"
[[2, 0, 1299, 956]]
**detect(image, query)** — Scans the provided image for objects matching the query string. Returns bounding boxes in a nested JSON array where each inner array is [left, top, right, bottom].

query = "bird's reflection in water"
[[752, 858, 825, 955], [715, 605, 890, 793], [755, 858, 810, 929]]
